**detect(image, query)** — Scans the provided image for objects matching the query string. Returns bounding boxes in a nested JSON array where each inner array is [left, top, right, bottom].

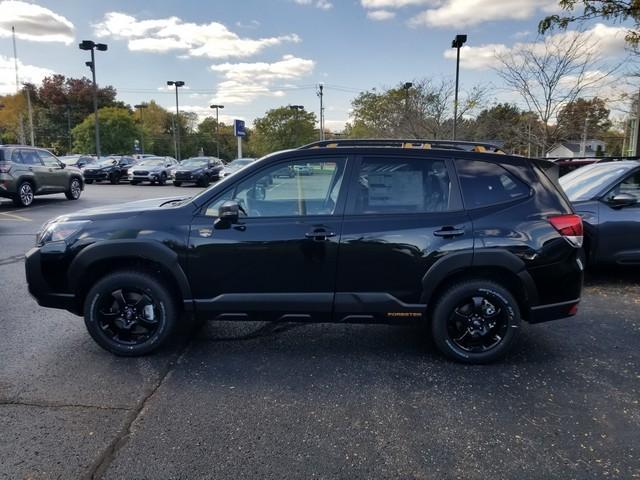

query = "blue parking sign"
[[234, 119, 246, 137]]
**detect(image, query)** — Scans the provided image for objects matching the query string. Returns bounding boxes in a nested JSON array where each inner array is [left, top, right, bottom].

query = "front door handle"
[[434, 227, 465, 238], [305, 229, 336, 241]]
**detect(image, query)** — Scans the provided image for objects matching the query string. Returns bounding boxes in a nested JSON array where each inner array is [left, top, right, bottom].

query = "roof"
[[299, 138, 506, 154]]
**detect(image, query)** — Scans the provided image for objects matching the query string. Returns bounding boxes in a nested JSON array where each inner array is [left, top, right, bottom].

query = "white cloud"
[[442, 24, 628, 70], [367, 10, 396, 20], [175, 105, 242, 125], [0, 0, 74, 44], [0, 55, 54, 94], [210, 54, 315, 105], [94, 12, 301, 59], [361, 0, 436, 7], [409, 0, 558, 28], [294, 0, 333, 9]]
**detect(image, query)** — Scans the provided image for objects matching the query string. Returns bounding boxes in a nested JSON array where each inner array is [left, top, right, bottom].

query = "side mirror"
[[216, 200, 240, 226], [608, 193, 637, 208], [59, 162, 66, 169]]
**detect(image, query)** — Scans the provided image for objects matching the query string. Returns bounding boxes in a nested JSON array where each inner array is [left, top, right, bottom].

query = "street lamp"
[[167, 80, 185, 161], [79, 40, 108, 157], [210, 104, 224, 158], [402, 82, 413, 134], [134, 103, 148, 154], [451, 34, 467, 141]]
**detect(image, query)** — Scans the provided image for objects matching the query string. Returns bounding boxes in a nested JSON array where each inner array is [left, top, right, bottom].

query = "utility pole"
[[451, 34, 467, 141], [24, 84, 34, 146], [317, 84, 324, 141], [12, 26, 25, 144]]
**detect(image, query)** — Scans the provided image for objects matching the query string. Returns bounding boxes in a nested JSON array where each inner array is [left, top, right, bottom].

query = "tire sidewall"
[[16, 181, 34, 207], [84, 272, 176, 356], [68, 178, 82, 200], [431, 282, 520, 364]]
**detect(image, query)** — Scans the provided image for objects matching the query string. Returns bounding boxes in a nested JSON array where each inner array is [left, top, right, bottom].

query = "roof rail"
[[299, 138, 505, 153]]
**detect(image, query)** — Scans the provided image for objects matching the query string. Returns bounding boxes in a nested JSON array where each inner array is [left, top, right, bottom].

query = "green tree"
[[556, 97, 612, 140], [72, 107, 140, 155], [470, 104, 540, 154], [539, 1, 640, 52], [251, 107, 316, 155]]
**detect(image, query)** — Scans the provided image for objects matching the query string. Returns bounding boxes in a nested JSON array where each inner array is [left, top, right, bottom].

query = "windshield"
[[138, 159, 165, 166], [559, 163, 635, 201], [60, 156, 79, 165], [181, 158, 208, 167], [228, 159, 252, 167], [96, 159, 118, 167]]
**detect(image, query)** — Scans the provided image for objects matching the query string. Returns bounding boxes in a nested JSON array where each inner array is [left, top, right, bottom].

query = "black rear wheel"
[[13, 181, 34, 207], [84, 271, 178, 356], [173, 181, 182, 187], [109, 172, 120, 184], [65, 177, 82, 200], [158, 173, 167, 186], [431, 280, 520, 364]]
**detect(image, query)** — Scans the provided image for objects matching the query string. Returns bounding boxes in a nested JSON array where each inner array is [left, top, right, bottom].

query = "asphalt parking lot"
[[0, 183, 639, 480]]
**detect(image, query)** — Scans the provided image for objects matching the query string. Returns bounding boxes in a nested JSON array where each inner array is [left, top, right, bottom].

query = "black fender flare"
[[67, 239, 192, 300], [420, 248, 539, 306]]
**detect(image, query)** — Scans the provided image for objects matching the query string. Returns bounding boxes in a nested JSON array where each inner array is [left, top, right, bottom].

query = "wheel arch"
[[68, 240, 193, 313]]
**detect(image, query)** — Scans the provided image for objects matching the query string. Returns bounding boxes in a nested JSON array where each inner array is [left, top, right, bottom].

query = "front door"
[[598, 169, 640, 264], [188, 156, 349, 321], [36, 149, 67, 191], [334, 155, 473, 323]]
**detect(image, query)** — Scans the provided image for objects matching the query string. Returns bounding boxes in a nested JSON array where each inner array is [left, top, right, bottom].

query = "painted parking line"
[[0, 211, 31, 221]]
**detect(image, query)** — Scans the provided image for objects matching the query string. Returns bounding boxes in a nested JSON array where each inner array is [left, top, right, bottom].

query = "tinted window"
[[608, 171, 640, 201], [349, 157, 451, 214], [205, 159, 346, 217], [457, 159, 530, 208], [20, 149, 42, 166]]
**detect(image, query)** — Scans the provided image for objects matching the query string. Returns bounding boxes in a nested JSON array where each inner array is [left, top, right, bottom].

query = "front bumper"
[[129, 173, 163, 182], [83, 171, 109, 181], [25, 246, 79, 314]]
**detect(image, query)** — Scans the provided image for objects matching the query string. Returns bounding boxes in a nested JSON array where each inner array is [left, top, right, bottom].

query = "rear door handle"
[[305, 229, 336, 241], [434, 227, 465, 238]]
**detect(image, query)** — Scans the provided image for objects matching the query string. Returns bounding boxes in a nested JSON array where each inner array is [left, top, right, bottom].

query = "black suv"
[[173, 156, 224, 187], [25, 139, 584, 363], [83, 156, 136, 184]]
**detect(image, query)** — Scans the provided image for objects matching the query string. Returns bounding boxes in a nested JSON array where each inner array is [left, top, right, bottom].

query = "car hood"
[[135, 165, 163, 171], [56, 196, 191, 220], [176, 166, 204, 172]]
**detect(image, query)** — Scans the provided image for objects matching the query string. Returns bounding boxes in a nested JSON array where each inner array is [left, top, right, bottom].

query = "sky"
[[0, 0, 635, 130]]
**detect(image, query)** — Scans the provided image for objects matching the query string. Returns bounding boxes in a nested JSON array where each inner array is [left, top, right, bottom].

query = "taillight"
[[549, 214, 583, 248]]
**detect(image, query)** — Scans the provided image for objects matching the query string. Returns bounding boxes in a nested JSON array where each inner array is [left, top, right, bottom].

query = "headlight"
[[36, 220, 91, 246]]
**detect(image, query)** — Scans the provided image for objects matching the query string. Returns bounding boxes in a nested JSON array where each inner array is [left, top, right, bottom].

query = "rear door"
[[19, 149, 51, 192], [334, 154, 472, 322]]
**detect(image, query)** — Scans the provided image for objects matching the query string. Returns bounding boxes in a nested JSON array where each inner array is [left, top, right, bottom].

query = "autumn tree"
[[556, 97, 612, 140]]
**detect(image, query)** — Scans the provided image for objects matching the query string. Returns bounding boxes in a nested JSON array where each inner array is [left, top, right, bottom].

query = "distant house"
[[546, 140, 606, 158]]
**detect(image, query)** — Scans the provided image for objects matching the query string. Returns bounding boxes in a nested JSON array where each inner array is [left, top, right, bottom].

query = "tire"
[[197, 176, 209, 187], [83, 270, 178, 356], [158, 173, 167, 186], [13, 181, 34, 207], [173, 181, 182, 187], [431, 280, 520, 364], [109, 172, 120, 185], [85, 179, 94, 184], [65, 177, 82, 200], [130, 180, 139, 185]]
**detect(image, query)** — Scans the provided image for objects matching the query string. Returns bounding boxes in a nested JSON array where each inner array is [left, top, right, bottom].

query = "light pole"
[[451, 34, 467, 141], [134, 103, 148, 154], [79, 40, 107, 158], [402, 82, 413, 136], [289, 105, 304, 146], [167, 80, 185, 160], [22, 83, 35, 146], [210, 104, 224, 158], [316, 84, 324, 141]]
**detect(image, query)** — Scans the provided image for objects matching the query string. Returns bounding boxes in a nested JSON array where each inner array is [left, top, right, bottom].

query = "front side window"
[[608, 171, 640, 201], [348, 157, 452, 214], [20, 149, 42, 166], [456, 159, 530, 209], [38, 150, 61, 168], [205, 158, 346, 217]]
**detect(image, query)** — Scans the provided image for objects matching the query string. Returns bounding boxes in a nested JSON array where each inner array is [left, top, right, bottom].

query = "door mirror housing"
[[608, 193, 637, 208], [59, 162, 65, 169], [217, 200, 240, 225]]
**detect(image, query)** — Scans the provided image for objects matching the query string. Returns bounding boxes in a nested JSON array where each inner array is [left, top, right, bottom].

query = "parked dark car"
[[59, 155, 96, 169], [128, 156, 178, 185], [173, 157, 224, 187], [83, 156, 136, 184], [0, 145, 84, 207], [560, 160, 640, 266], [25, 139, 583, 364]]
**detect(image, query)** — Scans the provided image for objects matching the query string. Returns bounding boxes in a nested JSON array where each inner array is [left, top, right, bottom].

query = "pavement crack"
[[0, 254, 25, 266], [0, 399, 131, 411], [86, 336, 194, 480]]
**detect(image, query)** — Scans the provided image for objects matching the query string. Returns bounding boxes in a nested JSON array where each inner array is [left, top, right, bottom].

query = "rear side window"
[[349, 157, 452, 214], [456, 159, 530, 208]]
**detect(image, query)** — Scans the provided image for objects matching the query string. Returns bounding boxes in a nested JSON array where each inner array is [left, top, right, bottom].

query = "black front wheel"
[[431, 280, 520, 364], [109, 172, 120, 184], [84, 271, 178, 356]]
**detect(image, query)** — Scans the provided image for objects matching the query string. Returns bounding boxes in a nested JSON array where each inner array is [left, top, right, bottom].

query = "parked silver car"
[[128, 156, 178, 185]]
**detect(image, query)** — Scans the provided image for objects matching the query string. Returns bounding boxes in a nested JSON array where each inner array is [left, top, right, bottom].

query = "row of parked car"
[[61, 154, 256, 187]]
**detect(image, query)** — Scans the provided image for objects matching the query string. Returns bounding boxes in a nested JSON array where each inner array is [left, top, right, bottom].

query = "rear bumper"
[[25, 247, 79, 314], [528, 298, 580, 324]]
